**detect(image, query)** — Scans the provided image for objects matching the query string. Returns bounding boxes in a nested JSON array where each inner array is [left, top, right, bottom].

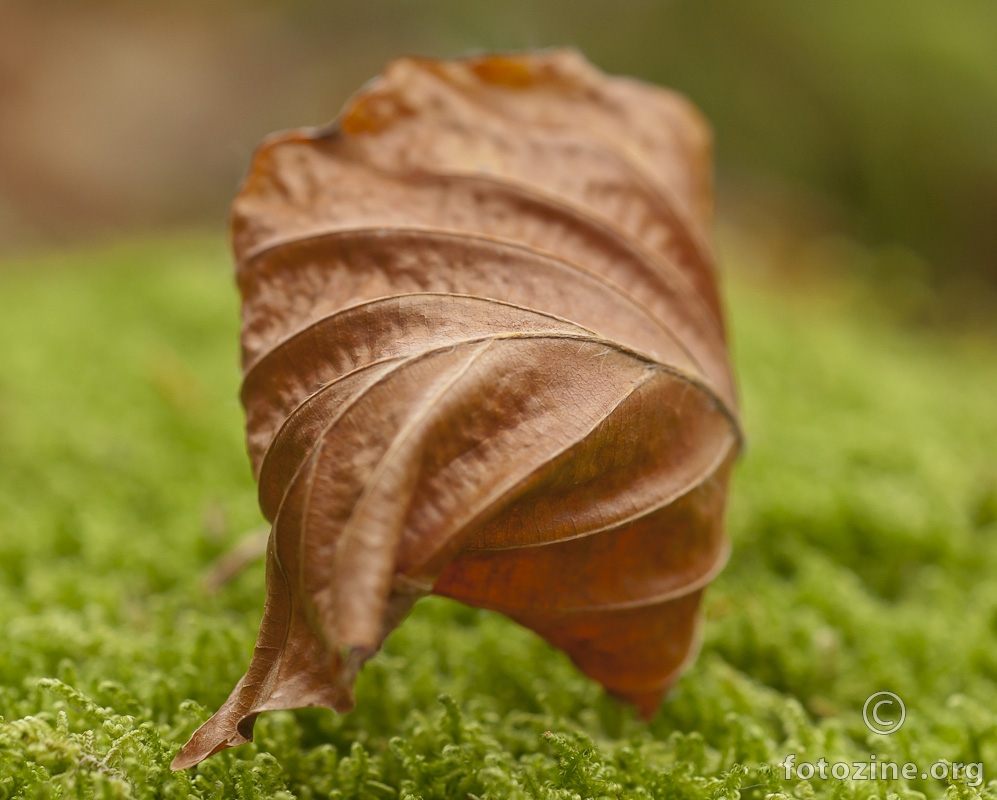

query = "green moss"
[[0, 236, 995, 798]]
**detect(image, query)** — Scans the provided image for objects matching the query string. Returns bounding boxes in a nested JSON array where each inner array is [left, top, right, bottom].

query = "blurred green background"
[[2, 0, 995, 308]]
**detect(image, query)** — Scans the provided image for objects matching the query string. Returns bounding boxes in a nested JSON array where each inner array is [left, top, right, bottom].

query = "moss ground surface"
[[1, 236, 996, 799]]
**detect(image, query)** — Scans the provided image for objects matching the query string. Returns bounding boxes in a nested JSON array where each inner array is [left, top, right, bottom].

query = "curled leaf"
[[172, 48, 742, 770]]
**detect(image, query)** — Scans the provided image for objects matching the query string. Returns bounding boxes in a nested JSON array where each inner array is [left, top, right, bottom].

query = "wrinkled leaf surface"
[[173, 49, 742, 770]]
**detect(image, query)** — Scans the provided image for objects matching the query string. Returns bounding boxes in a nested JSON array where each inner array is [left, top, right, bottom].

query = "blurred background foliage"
[[1, 0, 995, 315]]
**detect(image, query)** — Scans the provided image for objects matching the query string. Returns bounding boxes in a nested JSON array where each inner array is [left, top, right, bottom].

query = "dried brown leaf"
[[172, 48, 742, 771]]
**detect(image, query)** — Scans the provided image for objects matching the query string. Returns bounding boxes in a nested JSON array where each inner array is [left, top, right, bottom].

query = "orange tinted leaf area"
[[172, 48, 742, 770]]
